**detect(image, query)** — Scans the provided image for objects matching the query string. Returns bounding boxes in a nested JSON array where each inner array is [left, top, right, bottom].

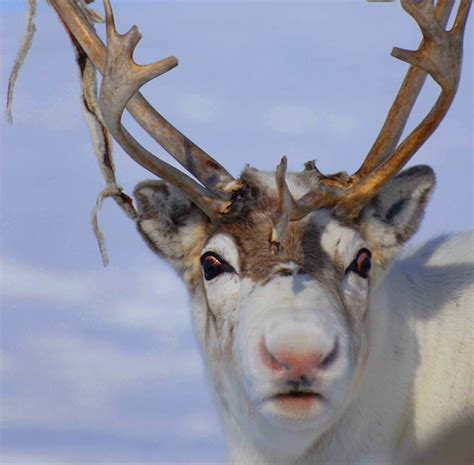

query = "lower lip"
[[267, 393, 323, 416]]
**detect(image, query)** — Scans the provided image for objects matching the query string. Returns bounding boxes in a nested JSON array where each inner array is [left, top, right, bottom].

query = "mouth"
[[262, 390, 324, 420], [273, 391, 322, 400]]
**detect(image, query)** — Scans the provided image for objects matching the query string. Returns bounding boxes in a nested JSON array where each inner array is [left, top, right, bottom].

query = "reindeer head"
[[25, 0, 469, 458], [133, 162, 435, 453]]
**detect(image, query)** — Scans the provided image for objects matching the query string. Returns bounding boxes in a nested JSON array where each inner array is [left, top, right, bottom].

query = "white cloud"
[[264, 103, 317, 135], [111, 301, 187, 332], [175, 412, 221, 440], [39, 334, 203, 400], [0, 454, 224, 465], [0, 258, 92, 304], [1, 331, 204, 430], [0, 351, 11, 377], [0, 259, 209, 439], [0, 453, 78, 465], [327, 113, 357, 135], [10, 84, 82, 130], [176, 94, 218, 124], [0, 258, 191, 335], [263, 103, 357, 136]]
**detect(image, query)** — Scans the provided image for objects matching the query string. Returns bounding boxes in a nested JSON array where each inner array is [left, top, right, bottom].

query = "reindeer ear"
[[134, 180, 209, 270], [359, 165, 436, 265]]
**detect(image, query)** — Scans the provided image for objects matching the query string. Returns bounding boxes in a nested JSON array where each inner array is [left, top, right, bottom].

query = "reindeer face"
[[134, 165, 434, 450], [199, 214, 371, 435]]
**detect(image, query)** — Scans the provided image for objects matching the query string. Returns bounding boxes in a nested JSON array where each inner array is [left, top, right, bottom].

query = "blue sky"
[[1, 1, 472, 464]]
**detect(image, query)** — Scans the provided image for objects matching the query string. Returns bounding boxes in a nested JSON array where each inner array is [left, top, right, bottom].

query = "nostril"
[[286, 379, 300, 389], [319, 337, 339, 369], [299, 375, 312, 387], [286, 376, 314, 389], [260, 338, 286, 371]]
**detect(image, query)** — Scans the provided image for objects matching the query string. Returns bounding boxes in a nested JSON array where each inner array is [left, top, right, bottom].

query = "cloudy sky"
[[0, 0, 472, 464]]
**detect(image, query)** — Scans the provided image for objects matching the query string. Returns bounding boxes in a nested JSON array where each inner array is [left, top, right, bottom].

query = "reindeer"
[[7, 0, 473, 464]]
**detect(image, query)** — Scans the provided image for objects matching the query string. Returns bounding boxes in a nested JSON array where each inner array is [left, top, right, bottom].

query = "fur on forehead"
[[218, 212, 340, 286], [213, 167, 353, 284], [240, 166, 322, 204], [238, 165, 436, 267], [203, 168, 360, 283], [134, 165, 434, 289]]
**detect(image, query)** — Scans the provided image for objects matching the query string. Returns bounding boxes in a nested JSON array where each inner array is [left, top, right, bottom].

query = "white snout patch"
[[236, 275, 351, 397]]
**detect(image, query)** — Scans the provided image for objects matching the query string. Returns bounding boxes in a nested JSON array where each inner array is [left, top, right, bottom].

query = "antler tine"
[[272, 157, 352, 245], [453, 0, 472, 34], [354, 0, 455, 178], [47, 0, 235, 193], [100, 0, 231, 220], [101, 0, 177, 114], [272, 156, 299, 247], [291, 0, 470, 219], [339, 0, 471, 211]]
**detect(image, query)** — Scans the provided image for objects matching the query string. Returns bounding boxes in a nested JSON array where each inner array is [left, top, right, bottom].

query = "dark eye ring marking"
[[345, 248, 372, 279], [200, 252, 235, 281]]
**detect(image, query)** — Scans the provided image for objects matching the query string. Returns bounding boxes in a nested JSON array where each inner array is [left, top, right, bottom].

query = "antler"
[[343, 0, 471, 208], [99, 0, 234, 220], [355, 0, 456, 176], [282, 0, 471, 223], [24, 1, 471, 232], [47, 0, 239, 219]]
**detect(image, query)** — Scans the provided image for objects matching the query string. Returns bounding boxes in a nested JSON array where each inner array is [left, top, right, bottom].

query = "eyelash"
[[200, 252, 235, 281], [345, 248, 372, 279]]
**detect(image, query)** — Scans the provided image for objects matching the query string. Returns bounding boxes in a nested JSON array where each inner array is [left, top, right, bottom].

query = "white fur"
[[317, 210, 366, 269], [134, 169, 470, 464], [194, 232, 473, 465], [203, 234, 241, 272]]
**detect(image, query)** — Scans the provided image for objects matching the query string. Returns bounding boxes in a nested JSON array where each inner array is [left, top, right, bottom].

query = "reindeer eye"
[[346, 248, 372, 279], [200, 252, 234, 281]]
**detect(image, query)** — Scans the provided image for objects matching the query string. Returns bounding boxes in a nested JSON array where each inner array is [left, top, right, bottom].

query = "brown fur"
[[219, 211, 336, 285], [135, 169, 357, 297], [135, 165, 434, 304], [200, 168, 346, 290]]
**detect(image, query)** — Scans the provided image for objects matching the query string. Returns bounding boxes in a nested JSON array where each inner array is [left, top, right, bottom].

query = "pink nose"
[[259, 330, 339, 379]]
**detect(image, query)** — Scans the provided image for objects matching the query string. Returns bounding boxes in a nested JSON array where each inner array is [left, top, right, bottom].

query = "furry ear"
[[359, 165, 436, 266], [134, 180, 210, 274]]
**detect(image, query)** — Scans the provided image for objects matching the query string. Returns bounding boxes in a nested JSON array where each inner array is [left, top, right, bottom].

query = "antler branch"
[[291, 0, 471, 218], [272, 156, 299, 247], [48, 0, 236, 194], [342, 0, 471, 209], [99, 0, 232, 220], [354, 0, 455, 178]]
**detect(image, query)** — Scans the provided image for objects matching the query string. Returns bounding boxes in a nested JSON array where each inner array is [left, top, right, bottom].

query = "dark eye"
[[346, 248, 372, 279], [200, 252, 234, 281]]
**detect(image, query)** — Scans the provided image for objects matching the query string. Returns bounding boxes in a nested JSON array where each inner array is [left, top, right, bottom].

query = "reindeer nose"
[[259, 324, 339, 379]]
